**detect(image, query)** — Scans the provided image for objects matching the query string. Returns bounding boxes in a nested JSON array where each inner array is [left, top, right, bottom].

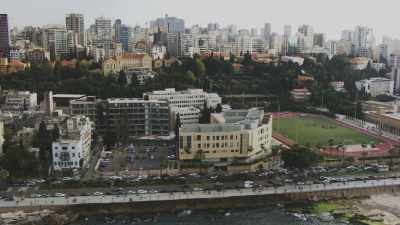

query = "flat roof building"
[[105, 98, 170, 137], [178, 108, 273, 167], [143, 88, 221, 110]]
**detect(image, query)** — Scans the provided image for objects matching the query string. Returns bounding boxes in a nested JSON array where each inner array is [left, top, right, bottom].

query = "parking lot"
[[97, 141, 177, 176]]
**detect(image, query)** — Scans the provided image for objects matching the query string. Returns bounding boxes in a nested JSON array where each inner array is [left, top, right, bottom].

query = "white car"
[[54, 193, 66, 197], [30, 193, 42, 198], [93, 192, 104, 196], [137, 189, 148, 194], [62, 177, 72, 182], [193, 187, 203, 191], [244, 181, 254, 188]]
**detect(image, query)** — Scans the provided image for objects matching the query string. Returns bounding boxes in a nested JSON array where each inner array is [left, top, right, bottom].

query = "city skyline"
[[3, 0, 400, 41]]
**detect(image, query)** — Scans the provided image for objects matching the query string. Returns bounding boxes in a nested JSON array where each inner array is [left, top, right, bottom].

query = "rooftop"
[[107, 98, 167, 104], [181, 108, 267, 133]]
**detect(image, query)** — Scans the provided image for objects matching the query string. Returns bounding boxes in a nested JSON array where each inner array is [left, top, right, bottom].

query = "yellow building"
[[179, 108, 273, 165], [102, 53, 152, 75], [0, 58, 28, 74]]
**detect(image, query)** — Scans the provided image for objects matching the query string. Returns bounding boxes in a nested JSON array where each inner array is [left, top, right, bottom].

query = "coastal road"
[[2, 177, 400, 208]]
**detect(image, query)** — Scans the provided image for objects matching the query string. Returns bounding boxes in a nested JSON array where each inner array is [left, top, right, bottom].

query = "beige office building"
[[178, 108, 272, 165]]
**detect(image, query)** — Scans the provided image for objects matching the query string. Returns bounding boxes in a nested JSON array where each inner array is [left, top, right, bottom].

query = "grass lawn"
[[273, 115, 381, 146]]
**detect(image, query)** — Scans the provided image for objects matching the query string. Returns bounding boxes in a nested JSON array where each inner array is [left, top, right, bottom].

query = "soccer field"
[[273, 115, 381, 146]]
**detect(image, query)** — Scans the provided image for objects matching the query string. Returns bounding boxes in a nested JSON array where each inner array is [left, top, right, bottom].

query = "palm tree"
[[271, 146, 281, 169], [361, 151, 368, 166], [389, 145, 400, 169]]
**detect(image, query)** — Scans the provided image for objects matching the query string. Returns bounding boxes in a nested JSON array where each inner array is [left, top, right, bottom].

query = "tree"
[[1, 144, 41, 178], [193, 149, 206, 164], [37, 121, 51, 162], [328, 139, 334, 147], [281, 145, 321, 169], [195, 58, 206, 77], [215, 103, 223, 113], [175, 114, 182, 140], [52, 124, 60, 141], [117, 70, 128, 86], [199, 102, 211, 124], [103, 128, 117, 150]]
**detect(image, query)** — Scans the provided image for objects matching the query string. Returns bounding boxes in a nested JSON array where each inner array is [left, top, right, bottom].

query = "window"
[[62, 146, 68, 150], [54, 153, 58, 158], [196, 135, 201, 141], [206, 136, 210, 140]]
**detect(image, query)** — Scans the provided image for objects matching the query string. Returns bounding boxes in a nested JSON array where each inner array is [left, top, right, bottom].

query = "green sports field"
[[273, 115, 381, 146]]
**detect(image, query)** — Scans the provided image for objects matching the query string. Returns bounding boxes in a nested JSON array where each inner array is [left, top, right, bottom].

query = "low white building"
[[143, 88, 222, 110], [281, 56, 304, 66], [329, 81, 346, 92], [355, 77, 394, 97], [0, 121, 4, 155], [126, 69, 156, 86], [52, 116, 92, 171], [2, 90, 37, 111], [290, 88, 311, 102], [350, 57, 370, 70], [151, 44, 167, 60], [171, 106, 201, 126]]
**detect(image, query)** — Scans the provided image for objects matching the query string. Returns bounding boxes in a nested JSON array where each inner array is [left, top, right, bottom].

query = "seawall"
[[1, 185, 399, 216]]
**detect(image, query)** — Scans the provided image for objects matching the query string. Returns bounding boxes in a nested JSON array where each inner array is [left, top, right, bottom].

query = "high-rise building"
[[390, 52, 400, 68], [341, 30, 354, 42], [263, 23, 271, 43], [95, 17, 112, 41], [113, 19, 122, 43], [43, 26, 68, 60], [0, 14, 10, 57], [298, 25, 314, 50], [207, 23, 219, 31], [119, 25, 132, 52], [282, 25, 292, 55], [377, 44, 388, 63], [150, 15, 185, 33], [353, 26, 374, 57], [65, 14, 85, 46], [167, 32, 183, 57], [313, 33, 325, 47], [324, 40, 337, 56]]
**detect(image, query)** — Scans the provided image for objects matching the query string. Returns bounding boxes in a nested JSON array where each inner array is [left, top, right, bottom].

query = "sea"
[[71, 207, 350, 225]]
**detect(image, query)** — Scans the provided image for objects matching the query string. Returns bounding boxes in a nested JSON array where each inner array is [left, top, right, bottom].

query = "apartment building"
[[102, 52, 152, 75], [2, 90, 37, 111], [52, 115, 92, 171], [178, 108, 272, 165], [69, 96, 97, 121], [143, 88, 221, 110], [171, 106, 201, 126], [355, 77, 394, 97], [144, 88, 221, 126], [105, 98, 170, 137]]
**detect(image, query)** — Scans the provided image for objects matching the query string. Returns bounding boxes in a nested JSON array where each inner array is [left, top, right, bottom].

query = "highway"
[[1, 177, 400, 208]]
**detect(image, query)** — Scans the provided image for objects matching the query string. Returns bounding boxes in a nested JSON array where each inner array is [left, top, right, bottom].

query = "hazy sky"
[[3, 0, 400, 41]]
